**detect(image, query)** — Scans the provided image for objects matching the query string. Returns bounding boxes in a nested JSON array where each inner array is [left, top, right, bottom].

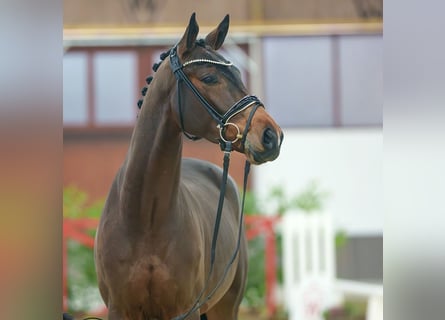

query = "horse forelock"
[[196, 38, 206, 47]]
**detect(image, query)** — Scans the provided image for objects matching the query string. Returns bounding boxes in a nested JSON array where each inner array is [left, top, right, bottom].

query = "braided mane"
[[137, 39, 207, 109]]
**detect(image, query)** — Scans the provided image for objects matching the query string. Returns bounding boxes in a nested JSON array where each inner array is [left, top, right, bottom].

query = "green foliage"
[[63, 186, 104, 219], [264, 181, 329, 216], [323, 300, 367, 320], [335, 230, 348, 248], [343, 300, 367, 318], [243, 189, 261, 215], [291, 181, 329, 213], [64, 186, 104, 312], [243, 237, 267, 308]]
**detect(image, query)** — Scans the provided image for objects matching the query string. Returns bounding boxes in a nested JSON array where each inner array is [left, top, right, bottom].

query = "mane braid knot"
[[152, 62, 161, 72], [159, 49, 171, 60]]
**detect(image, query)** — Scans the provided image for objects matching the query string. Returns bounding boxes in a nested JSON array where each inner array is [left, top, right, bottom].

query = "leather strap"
[[173, 146, 251, 320]]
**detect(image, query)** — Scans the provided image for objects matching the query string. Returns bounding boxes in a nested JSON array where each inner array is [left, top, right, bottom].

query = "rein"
[[169, 45, 259, 319]]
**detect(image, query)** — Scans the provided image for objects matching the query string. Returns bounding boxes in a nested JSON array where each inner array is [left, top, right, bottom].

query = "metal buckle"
[[217, 122, 243, 144]]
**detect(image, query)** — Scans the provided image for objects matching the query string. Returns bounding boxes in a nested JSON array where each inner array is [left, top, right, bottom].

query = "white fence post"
[[282, 211, 340, 320], [282, 211, 383, 320]]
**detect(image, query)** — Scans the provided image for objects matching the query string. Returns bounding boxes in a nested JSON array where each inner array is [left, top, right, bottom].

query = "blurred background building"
[[63, 0, 382, 317]]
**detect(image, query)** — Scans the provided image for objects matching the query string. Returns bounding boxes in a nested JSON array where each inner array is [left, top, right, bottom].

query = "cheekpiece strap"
[[169, 45, 183, 76]]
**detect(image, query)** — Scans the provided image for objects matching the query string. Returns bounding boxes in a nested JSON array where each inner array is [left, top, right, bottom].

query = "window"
[[63, 49, 139, 129], [63, 44, 253, 130], [63, 52, 88, 125], [262, 34, 382, 127], [263, 36, 333, 127], [339, 35, 382, 126], [93, 51, 137, 126]]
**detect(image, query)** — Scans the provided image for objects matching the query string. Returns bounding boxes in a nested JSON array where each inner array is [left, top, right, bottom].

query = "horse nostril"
[[262, 128, 277, 150]]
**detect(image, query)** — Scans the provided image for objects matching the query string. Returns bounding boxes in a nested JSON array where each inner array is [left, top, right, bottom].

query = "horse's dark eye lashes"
[[201, 75, 217, 84]]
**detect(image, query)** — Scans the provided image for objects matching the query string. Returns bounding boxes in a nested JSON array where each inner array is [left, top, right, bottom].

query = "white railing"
[[282, 212, 383, 320]]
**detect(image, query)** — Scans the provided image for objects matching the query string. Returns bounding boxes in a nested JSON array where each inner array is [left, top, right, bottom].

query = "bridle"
[[169, 45, 263, 152], [169, 44, 261, 319]]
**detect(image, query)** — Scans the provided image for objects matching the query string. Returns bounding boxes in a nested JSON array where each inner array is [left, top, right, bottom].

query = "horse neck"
[[121, 71, 183, 231]]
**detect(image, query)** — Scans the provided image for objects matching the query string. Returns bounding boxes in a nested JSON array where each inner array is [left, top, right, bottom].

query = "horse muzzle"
[[245, 128, 283, 164]]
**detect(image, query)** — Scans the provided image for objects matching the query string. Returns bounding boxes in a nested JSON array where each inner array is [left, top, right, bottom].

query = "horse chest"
[[121, 252, 203, 314]]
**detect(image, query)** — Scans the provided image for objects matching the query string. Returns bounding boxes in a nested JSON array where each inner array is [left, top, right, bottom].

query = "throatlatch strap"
[[177, 80, 201, 141]]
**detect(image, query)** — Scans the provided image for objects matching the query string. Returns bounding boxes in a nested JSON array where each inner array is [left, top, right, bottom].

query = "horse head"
[[162, 13, 283, 165]]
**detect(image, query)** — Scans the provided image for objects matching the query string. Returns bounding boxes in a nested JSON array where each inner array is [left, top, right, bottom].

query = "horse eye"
[[200, 75, 218, 84]]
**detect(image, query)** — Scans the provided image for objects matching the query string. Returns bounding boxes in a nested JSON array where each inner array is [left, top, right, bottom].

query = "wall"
[[253, 128, 382, 236], [63, 0, 382, 26], [64, 132, 249, 201]]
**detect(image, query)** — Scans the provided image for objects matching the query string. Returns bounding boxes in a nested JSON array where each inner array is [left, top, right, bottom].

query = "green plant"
[[64, 186, 104, 313], [243, 236, 268, 308], [323, 300, 367, 320], [267, 180, 329, 215], [63, 186, 104, 219]]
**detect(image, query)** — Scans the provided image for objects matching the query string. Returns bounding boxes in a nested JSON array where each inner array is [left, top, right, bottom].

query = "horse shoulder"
[[180, 158, 241, 222]]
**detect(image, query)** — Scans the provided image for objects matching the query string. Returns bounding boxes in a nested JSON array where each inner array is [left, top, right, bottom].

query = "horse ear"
[[178, 12, 199, 56], [205, 14, 229, 50]]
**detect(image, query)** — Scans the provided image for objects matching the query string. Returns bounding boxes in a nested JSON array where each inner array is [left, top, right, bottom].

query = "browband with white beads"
[[182, 58, 233, 68]]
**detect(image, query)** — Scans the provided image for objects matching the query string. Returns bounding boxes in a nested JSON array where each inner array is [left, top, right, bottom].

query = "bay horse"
[[94, 13, 283, 320]]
